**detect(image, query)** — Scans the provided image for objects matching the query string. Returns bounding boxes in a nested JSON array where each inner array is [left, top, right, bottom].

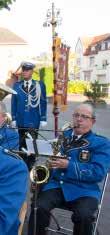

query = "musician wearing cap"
[[28, 103, 110, 235], [11, 62, 47, 169]]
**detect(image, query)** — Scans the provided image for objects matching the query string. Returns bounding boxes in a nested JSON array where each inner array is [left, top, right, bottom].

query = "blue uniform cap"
[[21, 62, 35, 71]]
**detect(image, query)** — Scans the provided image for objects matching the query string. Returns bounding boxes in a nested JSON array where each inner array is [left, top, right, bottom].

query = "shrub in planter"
[[84, 80, 106, 106]]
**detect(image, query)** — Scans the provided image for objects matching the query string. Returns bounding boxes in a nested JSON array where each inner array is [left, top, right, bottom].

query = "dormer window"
[[91, 46, 95, 51], [101, 43, 105, 50], [107, 41, 110, 49]]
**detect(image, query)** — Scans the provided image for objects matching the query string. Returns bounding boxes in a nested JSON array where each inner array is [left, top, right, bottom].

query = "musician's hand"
[[48, 158, 69, 169]]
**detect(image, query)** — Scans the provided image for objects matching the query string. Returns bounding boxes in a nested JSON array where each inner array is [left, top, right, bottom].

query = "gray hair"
[[75, 103, 96, 119]]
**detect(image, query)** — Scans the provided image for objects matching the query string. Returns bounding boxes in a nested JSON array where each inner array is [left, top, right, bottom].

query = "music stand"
[[26, 135, 54, 235]]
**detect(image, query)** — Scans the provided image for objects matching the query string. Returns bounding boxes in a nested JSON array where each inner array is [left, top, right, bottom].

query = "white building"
[[0, 27, 34, 83], [75, 34, 110, 96]]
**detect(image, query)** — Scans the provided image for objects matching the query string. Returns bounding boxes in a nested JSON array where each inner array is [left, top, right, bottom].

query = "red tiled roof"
[[82, 33, 110, 55], [0, 27, 27, 44], [91, 33, 110, 45]]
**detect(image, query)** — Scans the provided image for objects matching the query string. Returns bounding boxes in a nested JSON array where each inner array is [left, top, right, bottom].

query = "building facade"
[[0, 27, 34, 83], [75, 34, 110, 96]]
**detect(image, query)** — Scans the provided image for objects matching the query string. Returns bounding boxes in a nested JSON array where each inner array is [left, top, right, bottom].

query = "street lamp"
[[43, 2, 62, 137]]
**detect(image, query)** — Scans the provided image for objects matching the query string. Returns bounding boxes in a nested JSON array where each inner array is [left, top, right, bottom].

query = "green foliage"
[[68, 80, 89, 94], [0, 0, 15, 10], [84, 80, 105, 104], [32, 66, 53, 95], [39, 67, 46, 80], [32, 67, 94, 96], [33, 69, 89, 96], [44, 67, 53, 95], [32, 70, 39, 81]]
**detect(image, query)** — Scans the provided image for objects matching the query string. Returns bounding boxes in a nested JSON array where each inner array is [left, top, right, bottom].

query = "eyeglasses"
[[72, 113, 94, 120]]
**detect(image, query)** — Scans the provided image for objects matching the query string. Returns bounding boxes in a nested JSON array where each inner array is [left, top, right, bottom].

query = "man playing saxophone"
[[28, 103, 110, 235]]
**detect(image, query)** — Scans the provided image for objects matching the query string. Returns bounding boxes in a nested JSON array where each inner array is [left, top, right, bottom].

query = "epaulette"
[[95, 133, 108, 139], [63, 128, 73, 138]]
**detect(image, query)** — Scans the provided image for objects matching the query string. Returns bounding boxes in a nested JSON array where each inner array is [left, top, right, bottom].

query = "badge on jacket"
[[79, 150, 90, 162]]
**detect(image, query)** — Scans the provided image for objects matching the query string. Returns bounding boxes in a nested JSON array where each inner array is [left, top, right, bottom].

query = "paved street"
[[4, 95, 110, 235]]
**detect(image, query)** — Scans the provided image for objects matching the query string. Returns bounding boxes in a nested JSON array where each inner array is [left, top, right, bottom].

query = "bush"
[[84, 80, 105, 105], [68, 80, 90, 94], [32, 68, 90, 96]]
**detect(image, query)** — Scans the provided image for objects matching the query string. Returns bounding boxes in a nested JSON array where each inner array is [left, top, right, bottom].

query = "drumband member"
[[0, 83, 28, 235], [11, 62, 47, 169], [28, 103, 110, 235]]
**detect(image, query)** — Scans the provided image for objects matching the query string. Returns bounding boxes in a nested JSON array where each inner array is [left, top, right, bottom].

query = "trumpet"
[[30, 122, 72, 185]]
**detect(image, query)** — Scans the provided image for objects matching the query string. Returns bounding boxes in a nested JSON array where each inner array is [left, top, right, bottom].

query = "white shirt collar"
[[72, 132, 82, 139], [24, 79, 32, 88]]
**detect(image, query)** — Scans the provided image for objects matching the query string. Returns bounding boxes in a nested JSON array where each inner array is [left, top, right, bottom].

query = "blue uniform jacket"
[[11, 79, 47, 128], [43, 129, 110, 202], [0, 147, 28, 235], [0, 124, 19, 150]]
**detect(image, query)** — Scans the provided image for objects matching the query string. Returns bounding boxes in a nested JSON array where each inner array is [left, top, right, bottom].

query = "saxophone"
[[30, 122, 72, 185]]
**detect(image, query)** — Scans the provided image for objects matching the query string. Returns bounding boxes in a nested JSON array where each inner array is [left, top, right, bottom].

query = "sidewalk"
[[67, 94, 110, 104], [67, 94, 87, 102], [48, 94, 110, 105]]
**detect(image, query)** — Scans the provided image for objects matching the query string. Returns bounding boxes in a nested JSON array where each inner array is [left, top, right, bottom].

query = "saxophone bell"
[[30, 157, 50, 184], [30, 123, 72, 185]]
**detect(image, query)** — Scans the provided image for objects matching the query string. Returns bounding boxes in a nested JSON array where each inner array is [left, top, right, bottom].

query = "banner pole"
[[51, 2, 59, 138]]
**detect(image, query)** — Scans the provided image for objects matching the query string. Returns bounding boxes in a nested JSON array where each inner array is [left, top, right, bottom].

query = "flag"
[[55, 43, 70, 110]]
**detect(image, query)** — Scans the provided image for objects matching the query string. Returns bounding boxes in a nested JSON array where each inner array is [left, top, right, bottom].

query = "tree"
[[84, 80, 106, 105], [0, 0, 15, 10]]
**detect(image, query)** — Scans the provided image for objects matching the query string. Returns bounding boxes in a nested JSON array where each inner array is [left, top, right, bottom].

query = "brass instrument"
[[30, 122, 72, 185], [0, 83, 16, 126], [5, 112, 12, 125], [30, 156, 50, 185], [0, 83, 17, 100]]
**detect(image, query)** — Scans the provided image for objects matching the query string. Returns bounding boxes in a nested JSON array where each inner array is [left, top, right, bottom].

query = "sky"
[[0, 0, 110, 55]]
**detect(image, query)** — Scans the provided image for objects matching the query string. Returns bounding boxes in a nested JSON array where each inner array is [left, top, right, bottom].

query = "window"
[[84, 71, 91, 81], [107, 41, 110, 49], [101, 43, 105, 50], [89, 57, 95, 67], [102, 60, 108, 69], [91, 46, 95, 51], [97, 75, 106, 83]]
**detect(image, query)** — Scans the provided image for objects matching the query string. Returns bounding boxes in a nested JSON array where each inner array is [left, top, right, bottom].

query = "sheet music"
[[26, 138, 54, 155]]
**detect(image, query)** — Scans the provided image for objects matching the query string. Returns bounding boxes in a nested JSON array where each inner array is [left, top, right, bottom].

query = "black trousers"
[[18, 128, 38, 171], [28, 188, 98, 235]]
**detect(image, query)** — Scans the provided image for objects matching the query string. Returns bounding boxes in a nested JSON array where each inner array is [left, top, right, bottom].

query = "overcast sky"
[[0, 0, 110, 55]]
